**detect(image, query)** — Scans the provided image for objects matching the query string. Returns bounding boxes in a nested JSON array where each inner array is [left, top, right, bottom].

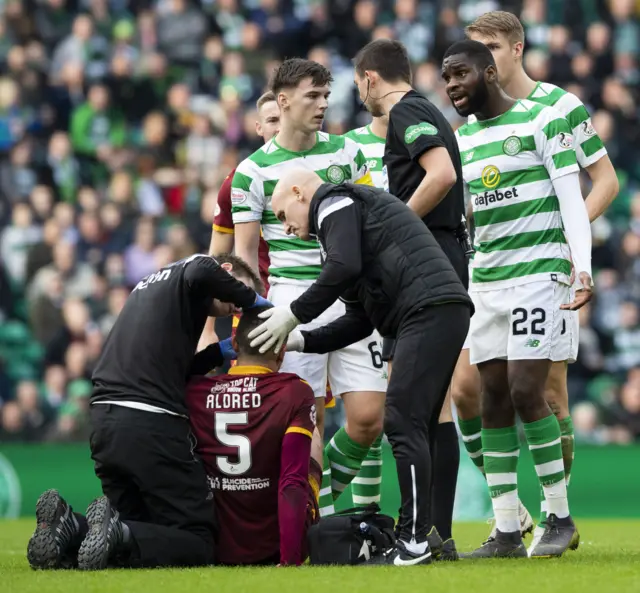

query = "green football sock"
[[351, 434, 383, 507], [318, 450, 335, 518], [524, 415, 569, 521], [326, 427, 369, 499], [483, 425, 520, 533], [459, 416, 485, 474]]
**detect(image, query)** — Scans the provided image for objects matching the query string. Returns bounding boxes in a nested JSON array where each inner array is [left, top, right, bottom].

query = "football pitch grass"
[[3, 519, 639, 593]]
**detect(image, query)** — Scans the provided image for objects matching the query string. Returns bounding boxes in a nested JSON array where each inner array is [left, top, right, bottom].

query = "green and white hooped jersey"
[[343, 125, 388, 190], [456, 99, 579, 291], [526, 81, 607, 168], [231, 132, 370, 285]]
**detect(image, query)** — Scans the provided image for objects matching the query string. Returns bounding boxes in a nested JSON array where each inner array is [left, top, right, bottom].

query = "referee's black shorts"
[[89, 404, 216, 567], [382, 229, 469, 362]]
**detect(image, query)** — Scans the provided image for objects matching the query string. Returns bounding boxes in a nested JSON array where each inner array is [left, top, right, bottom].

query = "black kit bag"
[[307, 504, 396, 565]]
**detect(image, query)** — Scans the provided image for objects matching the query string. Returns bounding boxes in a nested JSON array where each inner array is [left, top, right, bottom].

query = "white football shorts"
[[468, 280, 576, 365], [268, 283, 387, 398]]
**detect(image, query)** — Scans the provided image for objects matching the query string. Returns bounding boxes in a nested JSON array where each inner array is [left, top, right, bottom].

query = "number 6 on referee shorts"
[[468, 280, 574, 364]]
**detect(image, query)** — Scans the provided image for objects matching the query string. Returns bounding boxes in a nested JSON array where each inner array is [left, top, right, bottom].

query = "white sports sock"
[[493, 491, 520, 534], [543, 481, 570, 519], [403, 539, 428, 555]]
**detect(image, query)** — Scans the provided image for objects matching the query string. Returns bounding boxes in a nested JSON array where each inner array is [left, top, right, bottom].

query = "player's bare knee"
[[481, 393, 513, 426], [510, 378, 547, 420], [343, 390, 385, 445], [348, 413, 384, 446], [451, 381, 480, 418], [543, 363, 570, 420]]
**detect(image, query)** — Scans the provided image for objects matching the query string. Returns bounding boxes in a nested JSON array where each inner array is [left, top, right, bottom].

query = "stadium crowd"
[[0, 0, 639, 444]]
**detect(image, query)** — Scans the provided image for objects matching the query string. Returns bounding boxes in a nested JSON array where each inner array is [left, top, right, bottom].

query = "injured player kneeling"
[[186, 305, 322, 566]]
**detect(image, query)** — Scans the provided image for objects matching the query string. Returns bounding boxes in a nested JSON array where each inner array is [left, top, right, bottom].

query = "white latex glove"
[[248, 306, 300, 354], [285, 329, 305, 353]]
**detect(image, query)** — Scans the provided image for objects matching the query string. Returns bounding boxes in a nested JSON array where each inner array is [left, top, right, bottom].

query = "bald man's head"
[[272, 169, 324, 240]]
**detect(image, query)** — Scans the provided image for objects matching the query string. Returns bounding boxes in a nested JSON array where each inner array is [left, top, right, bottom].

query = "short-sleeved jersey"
[[343, 125, 387, 189], [231, 132, 371, 286], [526, 82, 607, 168], [385, 90, 465, 231], [467, 82, 608, 170], [186, 366, 316, 565], [456, 100, 579, 291], [212, 168, 271, 293]]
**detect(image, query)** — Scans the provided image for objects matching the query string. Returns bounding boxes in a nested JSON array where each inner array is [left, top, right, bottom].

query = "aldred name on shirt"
[[206, 377, 262, 409], [206, 391, 261, 410]]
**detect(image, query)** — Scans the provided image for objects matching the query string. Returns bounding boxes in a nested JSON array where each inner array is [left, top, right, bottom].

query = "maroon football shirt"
[[186, 366, 316, 565]]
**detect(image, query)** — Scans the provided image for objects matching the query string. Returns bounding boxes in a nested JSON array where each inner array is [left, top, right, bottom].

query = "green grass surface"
[[2, 519, 639, 593]]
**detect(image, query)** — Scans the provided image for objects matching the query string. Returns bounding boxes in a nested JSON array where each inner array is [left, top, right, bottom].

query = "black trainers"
[[436, 538, 459, 561], [77, 496, 125, 570], [529, 514, 577, 558], [27, 490, 82, 570], [368, 539, 432, 566], [427, 526, 443, 559], [462, 529, 527, 559]]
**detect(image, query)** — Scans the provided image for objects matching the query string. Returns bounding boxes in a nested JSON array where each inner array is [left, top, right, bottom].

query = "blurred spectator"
[[46, 132, 81, 203], [0, 401, 30, 442], [393, 0, 433, 64], [70, 83, 127, 186], [42, 364, 68, 409], [29, 241, 96, 302], [98, 286, 129, 336], [156, 0, 207, 68], [15, 379, 52, 435], [28, 271, 65, 346], [123, 216, 157, 286], [1, 203, 42, 285], [612, 301, 640, 372], [34, 0, 73, 52], [603, 371, 640, 443], [0, 140, 41, 202], [51, 13, 110, 83], [25, 218, 61, 285]]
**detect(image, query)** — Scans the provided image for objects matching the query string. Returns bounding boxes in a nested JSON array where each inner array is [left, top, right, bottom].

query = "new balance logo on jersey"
[[525, 338, 541, 348], [473, 187, 519, 207], [463, 151, 474, 163]]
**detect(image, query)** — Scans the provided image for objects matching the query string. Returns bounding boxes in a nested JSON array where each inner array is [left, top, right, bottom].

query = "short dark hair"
[[214, 253, 265, 296], [353, 39, 412, 84], [256, 90, 276, 111], [443, 40, 496, 70], [270, 58, 333, 95], [235, 305, 275, 358]]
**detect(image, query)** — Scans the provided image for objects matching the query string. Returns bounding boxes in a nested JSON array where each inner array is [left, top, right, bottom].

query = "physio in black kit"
[[248, 169, 472, 566], [26, 254, 269, 571]]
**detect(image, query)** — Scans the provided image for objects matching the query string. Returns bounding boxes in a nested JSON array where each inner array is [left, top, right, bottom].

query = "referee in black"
[[27, 254, 267, 571], [352, 38, 470, 553], [248, 169, 472, 565]]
